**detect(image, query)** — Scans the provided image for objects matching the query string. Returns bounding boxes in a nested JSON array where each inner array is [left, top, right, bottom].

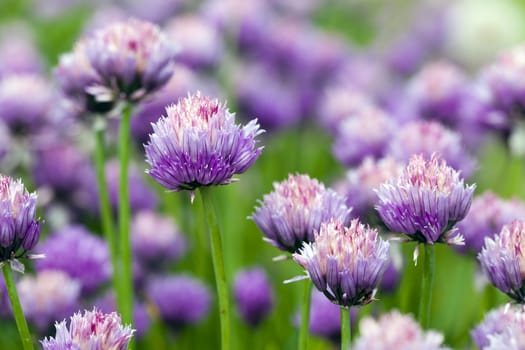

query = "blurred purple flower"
[[293, 219, 389, 307], [479, 220, 525, 303], [387, 120, 476, 178], [165, 15, 223, 69], [354, 310, 449, 350], [0, 25, 43, 77], [145, 92, 264, 192], [471, 304, 521, 349], [120, 0, 185, 24], [233, 267, 274, 327], [146, 275, 211, 328], [132, 210, 186, 269], [307, 289, 341, 343], [332, 104, 395, 167], [41, 308, 134, 350], [375, 154, 475, 245], [251, 174, 352, 253], [35, 225, 111, 295], [18, 270, 80, 331]]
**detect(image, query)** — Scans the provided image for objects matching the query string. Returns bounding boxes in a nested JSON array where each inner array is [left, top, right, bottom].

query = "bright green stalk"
[[2, 264, 33, 350], [298, 281, 312, 350], [117, 104, 133, 327], [93, 117, 121, 311], [418, 244, 436, 329], [340, 307, 351, 350], [198, 186, 231, 350]]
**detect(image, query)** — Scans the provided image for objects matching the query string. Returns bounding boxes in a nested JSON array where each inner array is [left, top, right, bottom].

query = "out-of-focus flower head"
[[120, 0, 185, 24], [18, 270, 80, 331], [292, 219, 389, 308], [354, 310, 450, 350], [145, 92, 263, 192], [479, 220, 525, 303], [132, 210, 186, 269], [251, 174, 352, 253], [456, 192, 525, 255], [471, 304, 523, 349], [233, 267, 274, 327], [482, 308, 525, 350], [0, 174, 43, 272], [41, 308, 134, 350], [0, 24, 43, 77], [375, 153, 475, 246], [0, 74, 54, 134], [387, 120, 476, 178], [35, 225, 111, 295], [332, 104, 395, 167], [335, 156, 403, 221], [146, 274, 211, 329], [165, 14, 223, 69], [307, 289, 342, 344]]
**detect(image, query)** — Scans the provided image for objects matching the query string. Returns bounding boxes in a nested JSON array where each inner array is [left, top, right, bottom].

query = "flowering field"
[[1, 0, 525, 349]]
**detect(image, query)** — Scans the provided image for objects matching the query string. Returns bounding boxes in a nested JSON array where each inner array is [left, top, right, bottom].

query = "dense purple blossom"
[[456, 192, 525, 255], [387, 121, 476, 178], [233, 267, 274, 327], [35, 225, 111, 294], [251, 174, 352, 253], [479, 220, 525, 303], [354, 310, 450, 350], [132, 210, 186, 269], [41, 308, 134, 350], [145, 92, 263, 192], [18, 270, 80, 331], [146, 275, 211, 328], [471, 305, 522, 349], [375, 154, 475, 244], [293, 219, 389, 308]]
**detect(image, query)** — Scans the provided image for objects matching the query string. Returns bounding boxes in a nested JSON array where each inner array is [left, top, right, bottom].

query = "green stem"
[[199, 187, 231, 350], [340, 307, 351, 350], [2, 264, 33, 350], [298, 280, 312, 350], [93, 118, 121, 310], [117, 104, 133, 327], [418, 244, 435, 329]]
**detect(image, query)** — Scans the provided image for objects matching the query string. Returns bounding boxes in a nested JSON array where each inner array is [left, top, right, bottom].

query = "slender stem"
[[117, 104, 133, 327], [340, 307, 351, 350], [93, 118, 121, 309], [2, 264, 33, 350], [418, 244, 435, 328], [298, 280, 312, 350], [199, 187, 231, 350]]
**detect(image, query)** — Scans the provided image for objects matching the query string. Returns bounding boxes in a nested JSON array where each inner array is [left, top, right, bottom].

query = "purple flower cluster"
[[251, 174, 352, 253], [41, 308, 134, 350], [471, 305, 522, 349], [56, 18, 177, 112], [293, 219, 389, 307], [145, 92, 264, 192], [479, 220, 525, 303], [233, 267, 274, 327], [375, 154, 475, 244]]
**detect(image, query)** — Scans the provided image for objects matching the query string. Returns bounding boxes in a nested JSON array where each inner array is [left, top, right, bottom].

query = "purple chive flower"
[[471, 305, 522, 349], [146, 275, 211, 328], [380, 245, 403, 294], [18, 270, 80, 331], [335, 156, 403, 221], [404, 61, 467, 127], [165, 15, 223, 69], [483, 312, 525, 350], [375, 154, 475, 245], [479, 220, 525, 303], [0, 175, 42, 272], [387, 121, 476, 178], [132, 210, 186, 269], [233, 267, 274, 327], [41, 308, 134, 350], [35, 225, 111, 295], [307, 289, 342, 343], [145, 92, 264, 192], [251, 174, 352, 253], [332, 105, 395, 167], [456, 192, 525, 255], [0, 74, 53, 133], [292, 219, 389, 307], [354, 310, 449, 350], [0, 25, 43, 77]]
